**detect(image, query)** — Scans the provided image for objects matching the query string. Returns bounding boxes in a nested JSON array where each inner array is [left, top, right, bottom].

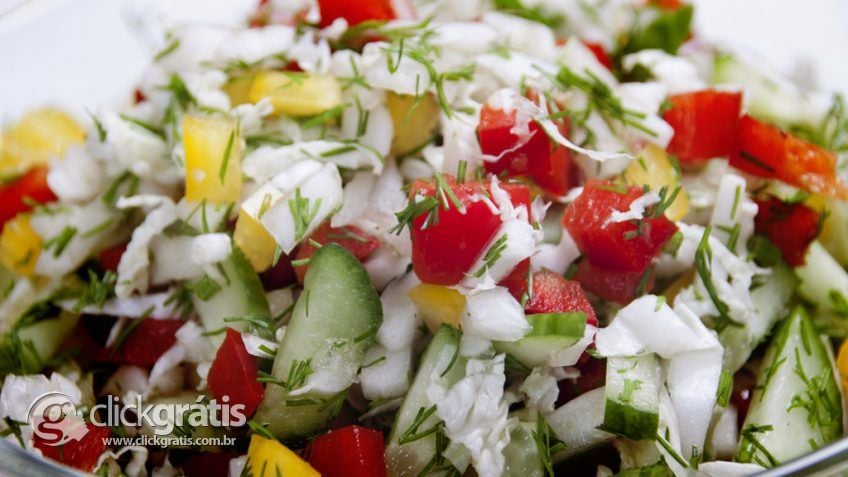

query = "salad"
[[1, 0, 847, 475]]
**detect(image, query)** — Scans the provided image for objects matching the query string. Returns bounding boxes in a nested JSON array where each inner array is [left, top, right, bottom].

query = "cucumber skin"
[[600, 401, 659, 441], [736, 307, 842, 466], [253, 244, 382, 440], [386, 325, 466, 477], [191, 244, 272, 343], [602, 355, 661, 441], [493, 312, 586, 368]]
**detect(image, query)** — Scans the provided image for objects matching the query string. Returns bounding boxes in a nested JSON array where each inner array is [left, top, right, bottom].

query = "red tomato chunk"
[[207, 328, 265, 417], [561, 179, 678, 273], [754, 197, 821, 266], [308, 425, 387, 477], [663, 89, 742, 164]]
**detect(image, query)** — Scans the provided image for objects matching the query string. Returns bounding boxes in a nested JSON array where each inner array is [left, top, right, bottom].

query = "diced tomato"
[[294, 222, 381, 283], [574, 259, 654, 305], [663, 90, 742, 164], [259, 251, 296, 289], [754, 197, 821, 266], [98, 243, 127, 273], [581, 41, 614, 70], [730, 115, 848, 199], [478, 103, 577, 196], [316, 0, 396, 27], [33, 423, 110, 472], [730, 369, 757, 428], [115, 319, 184, 366], [207, 328, 265, 417], [525, 270, 598, 327], [499, 258, 531, 301], [0, 166, 57, 229], [409, 176, 531, 286], [178, 453, 233, 477], [561, 179, 678, 273], [133, 88, 146, 104], [557, 355, 606, 405], [308, 425, 387, 477]]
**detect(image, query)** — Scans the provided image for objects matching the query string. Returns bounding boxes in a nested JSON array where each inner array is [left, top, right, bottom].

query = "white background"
[[0, 0, 846, 120]]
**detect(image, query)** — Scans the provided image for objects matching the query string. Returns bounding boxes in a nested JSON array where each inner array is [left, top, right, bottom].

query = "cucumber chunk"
[[736, 307, 842, 467], [0, 311, 79, 378], [796, 241, 848, 317], [386, 325, 467, 477], [546, 387, 614, 462], [191, 244, 272, 343], [253, 244, 382, 439], [494, 312, 587, 368], [602, 354, 661, 440], [503, 418, 544, 477], [719, 263, 797, 373]]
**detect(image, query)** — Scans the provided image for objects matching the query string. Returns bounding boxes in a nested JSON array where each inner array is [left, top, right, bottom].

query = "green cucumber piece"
[[494, 312, 586, 368], [796, 241, 848, 317], [191, 244, 271, 343], [736, 307, 842, 467], [719, 263, 797, 373], [546, 387, 613, 461], [0, 311, 79, 378], [712, 52, 826, 129], [386, 325, 467, 477], [602, 354, 661, 440], [503, 418, 544, 477], [138, 391, 226, 450], [253, 244, 382, 439]]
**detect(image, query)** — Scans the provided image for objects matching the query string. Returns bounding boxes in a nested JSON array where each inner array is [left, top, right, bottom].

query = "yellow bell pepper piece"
[[0, 214, 41, 276], [223, 73, 256, 107], [621, 144, 689, 221], [234, 210, 278, 272], [1, 108, 85, 176], [837, 340, 848, 391], [183, 115, 242, 203], [408, 284, 466, 333], [246, 434, 320, 477], [249, 71, 342, 117], [386, 92, 440, 156]]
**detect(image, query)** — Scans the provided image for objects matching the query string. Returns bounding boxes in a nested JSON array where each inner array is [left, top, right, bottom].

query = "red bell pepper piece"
[[753, 197, 821, 266], [730, 115, 848, 199], [33, 423, 110, 472], [525, 270, 598, 327], [294, 222, 380, 283], [663, 89, 742, 164], [561, 179, 678, 273], [581, 41, 614, 70], [0, 166, 57, 229], [573, 259, 655, 305], [316, 0, 396, 27], [207, 328, 264, 417], [114, 319, 184, 366], [98, 243, 127, 273], [478, 102, 577, 196], [308, 425, 387, 477], [408, 176, 531, 286], [499, 258, 531, 301]]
